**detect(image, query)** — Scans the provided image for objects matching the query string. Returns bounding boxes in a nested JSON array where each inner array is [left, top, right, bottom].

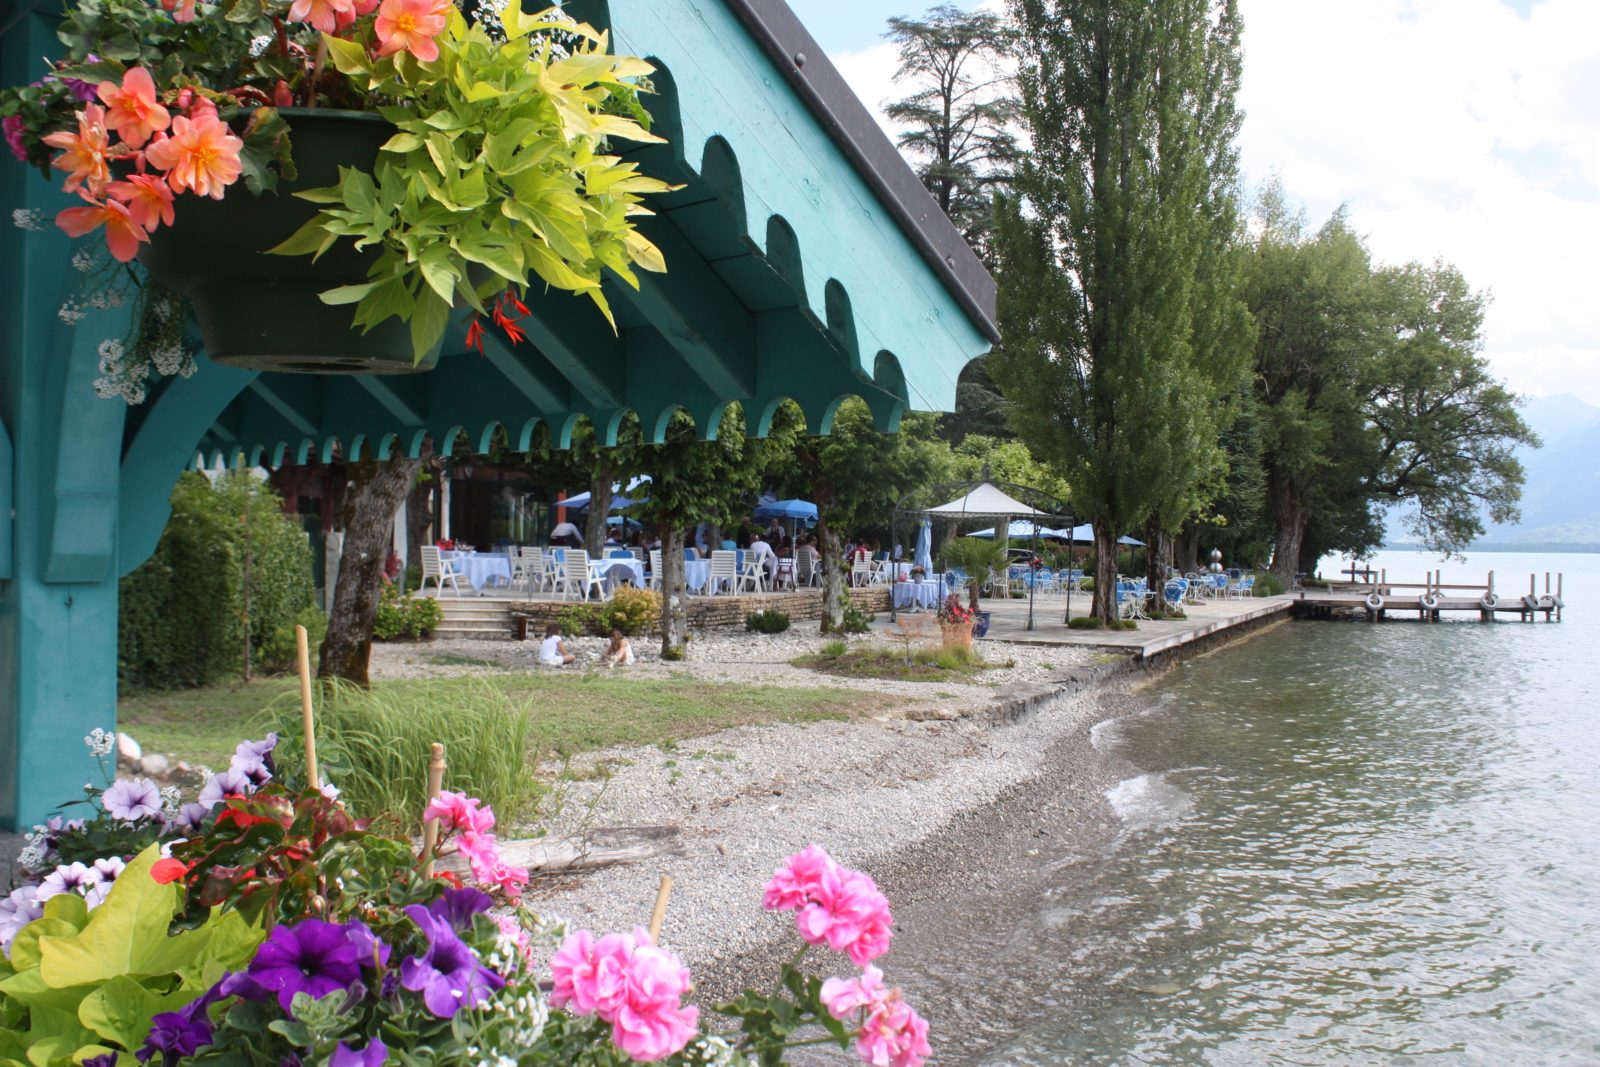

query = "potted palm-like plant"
[[938, 535, 1010, 639], [3, 0, 671, 383]]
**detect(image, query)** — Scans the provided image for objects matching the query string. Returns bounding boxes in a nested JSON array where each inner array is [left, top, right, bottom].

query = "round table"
[[454, 554, 512, 592], [892, 580, 945, 610], [591, 558, 644, 594], [683, 559, 711, 593]]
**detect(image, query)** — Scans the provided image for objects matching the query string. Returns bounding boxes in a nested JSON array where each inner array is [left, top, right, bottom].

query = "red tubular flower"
[[464, 316, 486, 354]]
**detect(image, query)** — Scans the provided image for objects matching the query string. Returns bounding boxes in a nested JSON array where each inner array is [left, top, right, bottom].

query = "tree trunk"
[[584, 462, 612, 557], [1179, 526, 1201, 575], [658, 517, 688, 658], [817, 515, 847, 632], [319, 443, 430, 684], [404, 457, 440, 580], [1266, 472, 1307, 585], [1144, 519, 1170, 594], [1093, 527, 1118, 621]]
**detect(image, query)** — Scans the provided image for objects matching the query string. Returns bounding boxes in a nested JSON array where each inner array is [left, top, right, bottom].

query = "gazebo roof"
[[925, 482, 1048, 518]]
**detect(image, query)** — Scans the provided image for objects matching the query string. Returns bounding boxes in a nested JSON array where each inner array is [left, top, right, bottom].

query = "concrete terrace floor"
[[876, 592, 1293, 659]]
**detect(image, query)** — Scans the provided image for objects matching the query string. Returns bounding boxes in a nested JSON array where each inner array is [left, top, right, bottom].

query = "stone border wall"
[[507, 587, 891, 632]]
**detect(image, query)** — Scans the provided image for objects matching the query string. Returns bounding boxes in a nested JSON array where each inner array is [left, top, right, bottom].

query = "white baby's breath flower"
[[11, 208, 46, 231]]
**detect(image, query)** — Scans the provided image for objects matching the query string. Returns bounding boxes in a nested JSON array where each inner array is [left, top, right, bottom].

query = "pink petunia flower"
[[374, 0, 449, 62], [143, 111, 242, 199], [765, 845, 894, 965], [96, 67, 169, 149]]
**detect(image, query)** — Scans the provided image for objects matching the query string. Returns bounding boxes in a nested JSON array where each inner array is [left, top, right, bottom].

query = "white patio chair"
[[628, 546, 645, 563], [420, 545, 463, 596], [849, 560, 872, 588], [738, 550, 766, 593], [648, 549, 663, 590], [515, 547, 548, 594], [561, 549, 604, 601], [709, 550, 739, 596], [794, 549, 817, 588]]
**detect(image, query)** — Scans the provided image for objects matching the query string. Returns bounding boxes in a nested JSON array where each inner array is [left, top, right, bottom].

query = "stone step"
[[431, 623, 514, 639]]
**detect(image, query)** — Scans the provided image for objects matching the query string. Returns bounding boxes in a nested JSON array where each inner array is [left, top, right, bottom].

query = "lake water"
[[952, 550, 1600, 1064]]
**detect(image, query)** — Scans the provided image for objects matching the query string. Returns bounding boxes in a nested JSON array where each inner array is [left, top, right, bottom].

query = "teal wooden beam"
[[518, 287, 625, 409], [353, 373, 426, 427], [0, 416, 11, 580], [479, 334, 567, 413], [248, 378, 319, 438]]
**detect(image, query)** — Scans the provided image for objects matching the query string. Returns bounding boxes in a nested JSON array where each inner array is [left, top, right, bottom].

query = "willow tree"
[[991, 0, 1253, 620]]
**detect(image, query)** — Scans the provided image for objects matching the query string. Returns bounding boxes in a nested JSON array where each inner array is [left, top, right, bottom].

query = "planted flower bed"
[[1, 725, 932, 1066]]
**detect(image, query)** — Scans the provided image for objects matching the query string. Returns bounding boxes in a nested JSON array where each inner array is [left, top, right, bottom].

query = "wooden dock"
[[1294, 568, 1566, 622]]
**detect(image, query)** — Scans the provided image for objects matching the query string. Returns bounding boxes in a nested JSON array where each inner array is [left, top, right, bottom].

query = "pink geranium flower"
[[549, 928, 698, 1062], [96, 67, 169, 149], [108, 173, 175, 231], [160, 0, 199, 22], [423, 790, 496, 834], [374, 0, 449, 62], [821, 966, 931, 1067], [42, 103, 111, 196], [764, 845, 894, 964], [144, 111, 242, 198], [56, 196, 148, 262]]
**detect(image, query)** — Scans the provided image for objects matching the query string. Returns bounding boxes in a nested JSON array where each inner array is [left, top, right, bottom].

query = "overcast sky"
[[784, 0, 1600, 407]]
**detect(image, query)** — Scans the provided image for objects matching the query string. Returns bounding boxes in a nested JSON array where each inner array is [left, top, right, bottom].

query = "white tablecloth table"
[[591, 558, 644, 594], [455, 554, 512, 592], [683, 559, 711, 594], [892, 580, 945, 610]]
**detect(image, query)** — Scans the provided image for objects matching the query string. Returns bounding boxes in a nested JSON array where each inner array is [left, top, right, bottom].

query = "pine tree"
[[990, 0, 1254, 619]]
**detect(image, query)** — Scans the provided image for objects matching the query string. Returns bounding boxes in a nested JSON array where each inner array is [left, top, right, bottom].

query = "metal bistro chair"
[[420, 545, 463, 597], [1231, 575, 1255, 600], [1162, 578, 1189, 611], [561, 549, 604, 601], [709, 550, 739, 596]]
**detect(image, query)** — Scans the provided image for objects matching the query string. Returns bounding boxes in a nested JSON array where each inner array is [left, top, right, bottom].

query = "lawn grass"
[[791, 644, 1005, 682], [119, 672, 887, 769]]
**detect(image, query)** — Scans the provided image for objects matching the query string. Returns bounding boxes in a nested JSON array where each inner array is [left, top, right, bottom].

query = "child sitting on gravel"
[[600, 628, 635, 668], [539, 622, 576, 667]]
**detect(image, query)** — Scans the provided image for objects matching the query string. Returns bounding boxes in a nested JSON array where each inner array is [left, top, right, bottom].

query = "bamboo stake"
[[419, 743, 447, 877], [648, 875, 674, 942], [295, 624, 318, 789]]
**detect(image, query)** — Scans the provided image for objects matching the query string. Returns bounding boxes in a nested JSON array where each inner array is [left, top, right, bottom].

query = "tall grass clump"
[[273, 678, 541, 831]]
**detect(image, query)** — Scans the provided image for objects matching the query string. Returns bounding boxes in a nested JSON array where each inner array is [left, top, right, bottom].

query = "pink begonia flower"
[[56, 196, 148, 262], [287, 0, 354, 33], [374, 0, 449, 62], [96, 67, 169, 149], [549, 928, 698, 1062], [765, 845, 893, 965], [821, 967, 931, 1067], [108, 173, 175, 232], [144, 111, 242, 199], [423, 790, 495, 834]]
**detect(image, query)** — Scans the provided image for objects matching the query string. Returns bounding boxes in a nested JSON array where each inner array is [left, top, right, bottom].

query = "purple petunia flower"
[[174, 801, 211, 830], [426, 887, 492, 932], [81, 1055, 117, 1067], [137, 1008, 213, 1066], [329, 1038, 387, 1067], [198, 769, 256, 807], [400, 905, 505, 1018], [0, 886, 43, 953], [247, 918, 363, 1015], [344, 919, 391, 969], [103, 778, 163, 821], [36, 861, 102, 902]]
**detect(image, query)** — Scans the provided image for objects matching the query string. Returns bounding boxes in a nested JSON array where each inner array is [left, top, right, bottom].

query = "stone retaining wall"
[[507, 586, 890, 632]]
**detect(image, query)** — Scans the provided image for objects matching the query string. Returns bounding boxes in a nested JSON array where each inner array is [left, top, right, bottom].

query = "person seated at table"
[[766, 518, 784, 544], [748, 532, 777, 581], [549, 520, 582, 548], [603, 529, 623, 549], [538, 622, 576, 667], [600, 628, 635, 668]]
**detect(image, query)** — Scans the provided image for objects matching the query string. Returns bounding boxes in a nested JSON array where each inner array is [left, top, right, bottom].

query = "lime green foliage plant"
[[274, 7, 675, 359], [939, 535, 1010, 612], [0, 846, 263, 1067]]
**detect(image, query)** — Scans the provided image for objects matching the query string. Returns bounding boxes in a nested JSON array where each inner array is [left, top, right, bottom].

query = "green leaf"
[[77, 976, 179, 1050], [321, 34, 371, 77], [317, 281, 382, 306], [408, 290, 450, 363], [379, 132, 424, 154], [7, 921, 79, 973], [265, 216, 336, 259], [417, 246, 460, 305], [38, 847, 191, 986]]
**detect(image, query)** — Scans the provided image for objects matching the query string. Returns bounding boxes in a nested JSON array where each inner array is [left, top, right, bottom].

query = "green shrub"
[[120, 471, 315, 690], [746, 609, 792, 634], [1068, 616, 1103, 629], [831, 602, 874, 635], [1250, 571, 1286, 597], [259, 606, 329, 673], [555, 603, 603, 637], [272, 678, 541, 828], [604, 586, 661, 636], [1078, 577, 1095, 593], [820, 639, 848, 658], [373, 585, 443, 640]]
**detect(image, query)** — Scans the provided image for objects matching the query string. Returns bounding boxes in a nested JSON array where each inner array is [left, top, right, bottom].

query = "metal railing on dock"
[[1294, 568, 1565, 622]]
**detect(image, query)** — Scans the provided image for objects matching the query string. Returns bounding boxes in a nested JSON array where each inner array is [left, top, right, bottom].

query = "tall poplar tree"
[[990, 0, 1253, 619]]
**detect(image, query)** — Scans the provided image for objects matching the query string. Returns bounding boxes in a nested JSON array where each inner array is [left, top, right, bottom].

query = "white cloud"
[[819, 0, 1600, 404]]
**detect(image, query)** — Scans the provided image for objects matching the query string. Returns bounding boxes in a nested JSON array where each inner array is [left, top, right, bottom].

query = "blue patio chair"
[[1163, 578, 1188, 609], [608, 549, 633, 560]]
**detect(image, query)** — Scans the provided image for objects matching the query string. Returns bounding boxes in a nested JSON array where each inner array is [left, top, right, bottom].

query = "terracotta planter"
[[139, 109, 439, 374], [940, 619, 974, 649]]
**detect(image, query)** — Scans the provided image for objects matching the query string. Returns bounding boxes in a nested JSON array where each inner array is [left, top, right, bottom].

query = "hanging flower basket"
[[136, 109, 434, 374]]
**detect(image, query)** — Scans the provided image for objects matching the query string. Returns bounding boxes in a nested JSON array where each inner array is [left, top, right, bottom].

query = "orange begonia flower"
[[96, 67, 170, 149], [287, 0, 354, 33], [144, 111, 243, 199], [375, 0, 449, 62], [56, 196, 149, 262], [41, 103, 110, 196], [108, 173, 176, 232]]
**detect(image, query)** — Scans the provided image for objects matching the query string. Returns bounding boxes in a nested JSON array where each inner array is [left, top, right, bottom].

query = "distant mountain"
[[1384, 393, 1600, 550]]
